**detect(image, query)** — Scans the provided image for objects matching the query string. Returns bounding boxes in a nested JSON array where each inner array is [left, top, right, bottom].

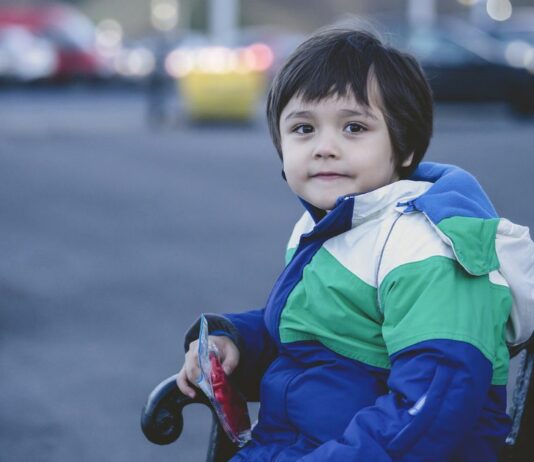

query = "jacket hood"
[[408, 162, 500, 276], [409, 162, 497, 221], [410, 163, 534, 348]]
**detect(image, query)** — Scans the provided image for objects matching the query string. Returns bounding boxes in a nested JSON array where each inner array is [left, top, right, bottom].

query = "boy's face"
[[279, 89, 412, 211]]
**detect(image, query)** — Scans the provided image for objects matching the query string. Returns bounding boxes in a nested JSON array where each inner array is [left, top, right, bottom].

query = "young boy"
[[176, 27, 529, 461]]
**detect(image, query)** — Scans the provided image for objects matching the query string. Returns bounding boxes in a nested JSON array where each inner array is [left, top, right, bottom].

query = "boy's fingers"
[[185, 359, 201, 384], [188, 339, 199, 351], [183, 335, 240, 378], [184, 349, 199, 374], [185, 347, 198, 363], [176, 368, 196, 398], [221, 356, 238, 375], [220, 343, 239, 375]]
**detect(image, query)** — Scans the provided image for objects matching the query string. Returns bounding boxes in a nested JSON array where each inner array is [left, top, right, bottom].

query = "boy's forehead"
[[282, 90, 382, 120]]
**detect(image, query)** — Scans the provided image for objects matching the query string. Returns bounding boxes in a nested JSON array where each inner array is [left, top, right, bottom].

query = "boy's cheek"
[[282, 174, 304, 198], [281, 167, 299, 188]]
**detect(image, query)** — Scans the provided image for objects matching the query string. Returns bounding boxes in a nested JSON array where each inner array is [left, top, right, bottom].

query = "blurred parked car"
[[483, 7, 534, 113], [377, 16, 534, 114], [165, 33, 274, 121], [485, 7, 534, 47], [0, 3, 109, 81], [0, 26, 57, 81]]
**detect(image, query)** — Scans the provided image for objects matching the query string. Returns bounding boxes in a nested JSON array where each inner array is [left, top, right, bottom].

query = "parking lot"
[[0, 87, 533, 461]]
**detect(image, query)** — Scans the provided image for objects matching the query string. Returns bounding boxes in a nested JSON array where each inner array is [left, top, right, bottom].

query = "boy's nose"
[[312, 134, 340, 159]]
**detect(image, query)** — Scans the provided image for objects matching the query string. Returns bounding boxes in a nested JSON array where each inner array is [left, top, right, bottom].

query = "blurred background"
[[0, 0, 533, 460]]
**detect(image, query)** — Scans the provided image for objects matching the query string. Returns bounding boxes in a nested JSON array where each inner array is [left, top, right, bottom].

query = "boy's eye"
[[344, 122, 365, 134], [293, 124, 314, 134]]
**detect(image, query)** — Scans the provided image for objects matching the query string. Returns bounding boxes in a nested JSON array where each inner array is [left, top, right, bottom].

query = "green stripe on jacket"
[[380, 255, 511, 385], [280, 247, 390, 369], [280, 247, 511, 384]]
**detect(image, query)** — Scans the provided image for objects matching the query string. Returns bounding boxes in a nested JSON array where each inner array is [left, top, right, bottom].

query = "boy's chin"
[[308, 198, 338, 211]]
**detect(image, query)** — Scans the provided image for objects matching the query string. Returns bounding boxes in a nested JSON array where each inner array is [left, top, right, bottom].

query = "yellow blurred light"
[[195, 48, 208, 71], [234, 48, 252, 74], [235, 44, 274, 73], [211, 47, 231, 73], [241, 47, 257, 71], [486, 0, 512, 22], [505, 41, 532, 67], [457, 0, 480, 6], [196, 47, 232, 73], [167, 44, 273, 77], [227, 51, 239, 72], [165, 48, 195, 77], [247, 43, 274, 72]]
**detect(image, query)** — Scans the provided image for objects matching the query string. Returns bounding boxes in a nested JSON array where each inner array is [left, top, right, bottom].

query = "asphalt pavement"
[[0, 87, 532, 462]]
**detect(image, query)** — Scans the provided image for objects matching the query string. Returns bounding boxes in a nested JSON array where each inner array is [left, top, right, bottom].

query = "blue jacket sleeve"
[[297, 339, 497, 462], [184, 309, 277, 400], [224, 309, 278, 400]]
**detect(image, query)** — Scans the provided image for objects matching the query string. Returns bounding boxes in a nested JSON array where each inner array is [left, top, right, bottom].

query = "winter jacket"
[[185, 162, 534, 462]]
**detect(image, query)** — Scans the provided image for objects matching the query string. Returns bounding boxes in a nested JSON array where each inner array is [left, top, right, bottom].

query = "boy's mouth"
[[310, 172, 349, 180]]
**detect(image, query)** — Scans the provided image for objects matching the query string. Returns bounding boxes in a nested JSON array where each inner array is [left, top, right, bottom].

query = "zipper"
[[396, 199, 416, 213]]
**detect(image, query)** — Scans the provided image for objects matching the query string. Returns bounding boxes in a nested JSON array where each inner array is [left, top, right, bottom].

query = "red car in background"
[[0, 3, 108, 80]]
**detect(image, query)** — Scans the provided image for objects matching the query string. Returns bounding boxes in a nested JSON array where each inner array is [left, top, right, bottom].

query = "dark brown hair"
[[266, 27, 433, 178]]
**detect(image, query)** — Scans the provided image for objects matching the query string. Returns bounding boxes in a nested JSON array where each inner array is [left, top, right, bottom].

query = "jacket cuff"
[[183, 313, 243, 353]]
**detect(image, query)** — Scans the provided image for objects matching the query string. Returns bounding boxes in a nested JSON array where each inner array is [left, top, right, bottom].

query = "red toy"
[[196, 315, 251, 446], [209, 351, 251, 440]]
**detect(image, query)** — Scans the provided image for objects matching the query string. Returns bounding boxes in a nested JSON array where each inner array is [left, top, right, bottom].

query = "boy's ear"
[[401, 152, 415, 167]]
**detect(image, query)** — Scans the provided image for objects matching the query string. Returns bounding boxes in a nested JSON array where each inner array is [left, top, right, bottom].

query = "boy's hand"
[[176, 335, 240, 399]]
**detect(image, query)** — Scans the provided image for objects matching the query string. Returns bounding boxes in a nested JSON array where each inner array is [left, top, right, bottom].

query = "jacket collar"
[[299, 161, 497, 227], [300, 179, 433, 227], [299, 162, 500, 276]]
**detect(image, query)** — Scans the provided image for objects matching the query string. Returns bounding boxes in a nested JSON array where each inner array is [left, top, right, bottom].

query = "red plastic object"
[[209, 351, 250, 437]]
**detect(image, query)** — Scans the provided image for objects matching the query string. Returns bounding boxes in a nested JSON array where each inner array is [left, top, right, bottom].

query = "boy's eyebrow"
[[339, 108, 378, 120], [284, 108, 378, 121], [283, 110, 313, 121]]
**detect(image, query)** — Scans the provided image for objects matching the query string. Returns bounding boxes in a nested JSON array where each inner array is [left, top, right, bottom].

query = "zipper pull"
[[397, 200, 416, 213]]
